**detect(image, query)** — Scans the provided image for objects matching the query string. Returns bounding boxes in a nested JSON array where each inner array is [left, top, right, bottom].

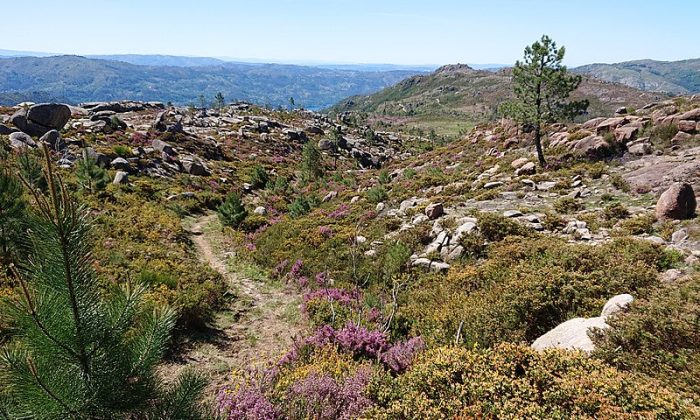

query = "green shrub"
[[477, 212, 531, 242], [381, 241, 411, 282], [618, 213, 655, 235], [403, 168, 417, 179], [112, 144, 132, 157], [378, 170, 391, 185], [217, 193, 248, 229], [603, 202, 630, 220], [398, 237, 667, 347], [650, 123, 679, 146], [249, 165, 270, 189], [369, 343, 699, 418], [553, 196, 584, 214], [610, 173, 631, 192], [289, 196, 313, 218], [366, 186, 388, 204], [593, 277, 700, 398]]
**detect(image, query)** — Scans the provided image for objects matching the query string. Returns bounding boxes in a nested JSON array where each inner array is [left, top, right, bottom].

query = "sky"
[[1, 0, 699, 66]]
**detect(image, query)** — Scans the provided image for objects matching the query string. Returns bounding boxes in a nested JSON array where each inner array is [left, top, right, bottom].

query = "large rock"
[[11, 103, 71, 137], [655, 182, 697, 220], [181, 157, 210, 176], [532, 294, 634, 352], [678, 108, 700, 121]]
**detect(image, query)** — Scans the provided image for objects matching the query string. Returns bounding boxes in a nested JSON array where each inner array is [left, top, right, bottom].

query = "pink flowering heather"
[[279, 323, 389, 366], [271, 259, 289, 279], [318, 225, 333, 238], [217, 385, 280, 420], [314, 271, 329, 287], [379, 336, 426, 373], [286, 367, 374, 420], [327, 203, 350, 219], [303, 288, 361, 309]]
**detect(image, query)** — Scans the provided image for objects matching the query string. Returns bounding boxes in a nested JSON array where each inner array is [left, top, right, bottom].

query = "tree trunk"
[[534, 124, 546, 167]]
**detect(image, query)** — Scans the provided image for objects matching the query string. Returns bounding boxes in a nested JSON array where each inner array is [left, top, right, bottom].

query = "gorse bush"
[[218, 193, 248, 228], [593, 277, 700, 398], [368, 343, 699, 419], [0, 149, 206, 418], [398, 236, 669, 347]]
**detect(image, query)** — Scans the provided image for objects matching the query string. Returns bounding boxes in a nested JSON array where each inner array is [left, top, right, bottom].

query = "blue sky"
[[2, 0, 698, 66]]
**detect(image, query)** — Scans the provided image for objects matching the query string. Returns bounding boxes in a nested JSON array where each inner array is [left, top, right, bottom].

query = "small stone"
[[425, 203, 444, 220], [253, 206, 267, 216], [483, 181, 503, 189], [113, 171, 129, 184], [503, 210, 523, 218]]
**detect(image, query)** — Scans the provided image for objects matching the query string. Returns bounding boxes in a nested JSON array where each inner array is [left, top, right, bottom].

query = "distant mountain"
[[86, 54, 228, 67], [574, 58, 700, 94], [330, 64, 669, 136], [0, 55, 425, 110]]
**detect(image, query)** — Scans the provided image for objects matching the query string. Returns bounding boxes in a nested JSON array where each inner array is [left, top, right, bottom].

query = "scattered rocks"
[[655, 182, 696, 220]]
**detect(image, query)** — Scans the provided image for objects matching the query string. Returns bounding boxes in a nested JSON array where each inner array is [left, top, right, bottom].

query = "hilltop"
[[0, 55, 423, 110], [329, 64, 669, 136], [575, 58, 700, 95]]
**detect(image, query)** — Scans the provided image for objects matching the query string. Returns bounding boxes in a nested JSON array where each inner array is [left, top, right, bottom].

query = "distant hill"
[[86, 54, 228, 67], [330, 64, 669, 136], [0, 55, 424, 109], [574, 58, 700, 94]]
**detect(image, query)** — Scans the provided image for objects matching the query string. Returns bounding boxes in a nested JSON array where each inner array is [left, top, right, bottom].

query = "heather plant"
[[0, 149, 206, 418]]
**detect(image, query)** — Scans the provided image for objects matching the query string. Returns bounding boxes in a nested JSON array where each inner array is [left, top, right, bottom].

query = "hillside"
[[2, 95, 700, 417], [0, 55, 423, 110], [575, 58, 700, 94], [330, 64, 668, 136]]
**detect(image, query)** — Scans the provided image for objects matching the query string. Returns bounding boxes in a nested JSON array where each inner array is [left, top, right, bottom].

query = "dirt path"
[[160, 214, 303, 399]]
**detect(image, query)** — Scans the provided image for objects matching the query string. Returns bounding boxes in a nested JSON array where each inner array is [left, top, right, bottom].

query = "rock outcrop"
[[655, 183, 697, 220]]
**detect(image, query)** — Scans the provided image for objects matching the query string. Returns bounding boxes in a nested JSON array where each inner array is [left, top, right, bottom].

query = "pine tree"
[[301, 142, 323, 182], [16, 151, 47, 193], [217, 193, 248, 229], [0, 146, 205, 418], [0, 169, 25, 263], [501, 35, 588, 167], [75, 151, 110, 194], [214, 92, 225, 110]]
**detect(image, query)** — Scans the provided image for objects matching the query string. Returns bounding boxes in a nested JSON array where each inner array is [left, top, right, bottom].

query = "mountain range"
[[574, 58, 700, 95], [0, 55, 425, 110]]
